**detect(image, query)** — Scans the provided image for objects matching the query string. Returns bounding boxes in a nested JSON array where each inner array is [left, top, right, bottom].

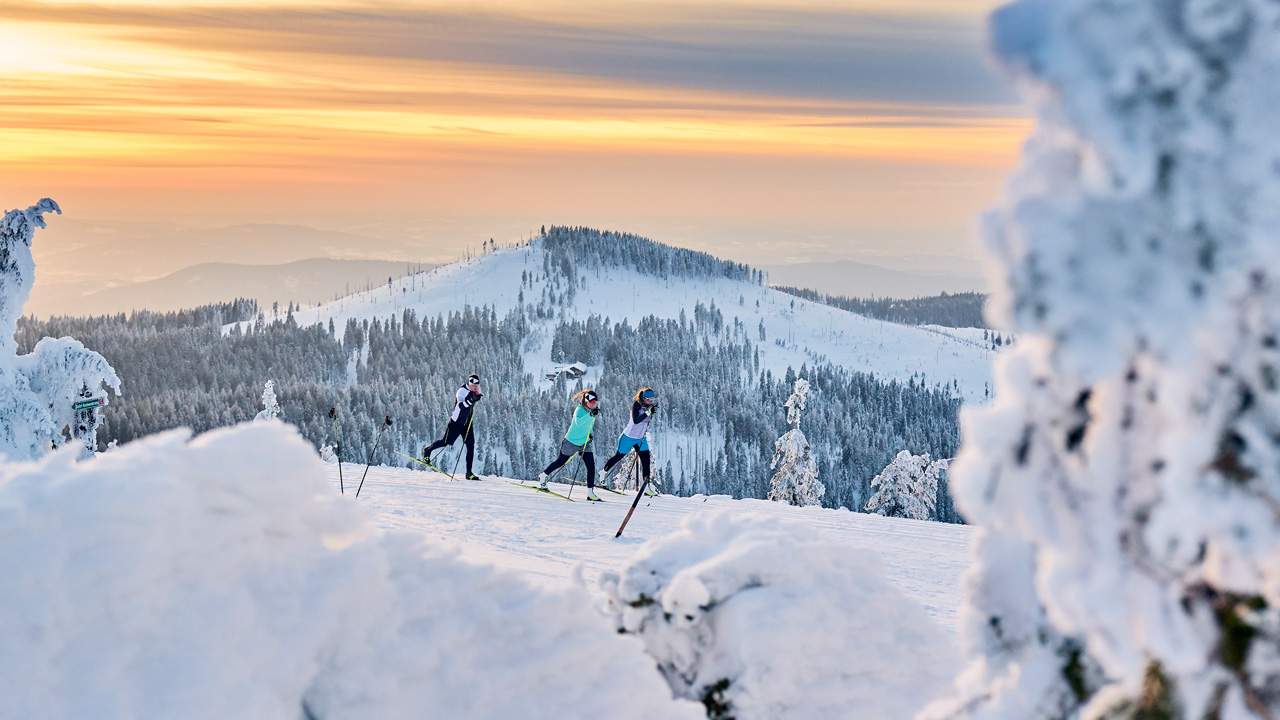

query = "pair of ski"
[[509, 481, 626, 502], [399, 452, 480, 480], [511, 457, 634, 502]]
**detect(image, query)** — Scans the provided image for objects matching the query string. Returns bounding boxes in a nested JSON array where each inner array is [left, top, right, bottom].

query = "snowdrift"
[[0, 422, 699, 720], [602, 509, 957, 719]]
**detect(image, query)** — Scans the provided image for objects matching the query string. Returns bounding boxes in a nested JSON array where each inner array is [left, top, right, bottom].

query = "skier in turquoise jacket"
[[537, 388, 601, 500]]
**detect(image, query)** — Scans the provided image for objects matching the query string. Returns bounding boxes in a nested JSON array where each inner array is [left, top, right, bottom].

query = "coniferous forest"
[[773, 286, 988, 329], [18, 246, 965, 522]]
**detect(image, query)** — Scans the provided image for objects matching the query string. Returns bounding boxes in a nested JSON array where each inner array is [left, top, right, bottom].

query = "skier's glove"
[[589, 407, 600, 417]]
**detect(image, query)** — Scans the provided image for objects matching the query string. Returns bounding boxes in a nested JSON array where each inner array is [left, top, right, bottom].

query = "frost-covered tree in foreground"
[[601, 510, 955, 719], [865, 450, 947, 521], [0, 199, 119, 460], [928, 1, 1280, 717], [767, 377, 824, 506], [254, 379, 281, 421]]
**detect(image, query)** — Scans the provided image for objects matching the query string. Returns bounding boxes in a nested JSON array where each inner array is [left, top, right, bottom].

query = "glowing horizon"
[[2, 0, 1025, 280]]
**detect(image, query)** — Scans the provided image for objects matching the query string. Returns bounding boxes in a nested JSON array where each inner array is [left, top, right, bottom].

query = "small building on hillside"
[[545, 362, 588, 382]]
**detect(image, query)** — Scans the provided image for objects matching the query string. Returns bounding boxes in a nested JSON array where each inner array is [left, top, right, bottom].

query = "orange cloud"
[[1, 0, 1024, 271]]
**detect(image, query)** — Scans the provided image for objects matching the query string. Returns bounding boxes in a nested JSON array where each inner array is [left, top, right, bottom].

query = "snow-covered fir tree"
[[864, 450, 946, 521], [929, 1, 1280, 717], [254, 379, 281, 421], [0, 199, 119, 460], [767, 378, 824, 507]]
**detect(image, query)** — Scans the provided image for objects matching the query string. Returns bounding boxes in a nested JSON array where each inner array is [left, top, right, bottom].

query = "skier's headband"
[[583, 392, 598, 404], [467, 375, 480, 385], [640, 389, 656, 400]]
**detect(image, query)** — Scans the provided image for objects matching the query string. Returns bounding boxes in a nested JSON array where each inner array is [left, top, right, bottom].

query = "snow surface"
[[4, 420, 974, 719], [336, 463, 973, 632], [1, 422, 701, 720], [229, 243, 994, 402], [601, 510, 958, 718]]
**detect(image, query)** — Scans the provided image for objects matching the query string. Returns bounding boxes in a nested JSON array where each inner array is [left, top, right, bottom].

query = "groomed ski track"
[[331, 463, 974, 631]]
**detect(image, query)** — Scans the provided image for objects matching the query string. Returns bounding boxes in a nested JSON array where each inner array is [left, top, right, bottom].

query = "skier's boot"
[[537, 472, 550, 490], [466, 472, 482, 481], [586, 488, 601, 502], [644, 482, 656, 498]]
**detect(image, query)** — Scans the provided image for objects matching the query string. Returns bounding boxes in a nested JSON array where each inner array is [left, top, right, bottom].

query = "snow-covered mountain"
[[236, 231, 994, 403]]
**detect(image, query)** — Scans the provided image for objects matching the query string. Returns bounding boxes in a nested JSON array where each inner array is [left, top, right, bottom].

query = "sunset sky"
[[2, 0, 1026, 285]]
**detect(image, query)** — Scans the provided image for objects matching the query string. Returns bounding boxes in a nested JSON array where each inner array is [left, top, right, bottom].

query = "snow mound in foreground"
[[0, 422, 699, 720], [601, 507, 957, 719]]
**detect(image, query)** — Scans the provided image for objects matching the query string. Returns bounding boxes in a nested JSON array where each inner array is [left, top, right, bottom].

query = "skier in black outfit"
[[601, 387, 657, 491], [423, 373, 483, 480]]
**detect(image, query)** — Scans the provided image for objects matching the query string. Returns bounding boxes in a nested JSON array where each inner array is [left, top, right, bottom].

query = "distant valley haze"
[[26, 220, 987, 316]]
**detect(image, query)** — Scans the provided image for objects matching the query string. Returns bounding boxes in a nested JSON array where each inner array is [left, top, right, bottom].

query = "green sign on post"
[[73, 397, 105, 412]]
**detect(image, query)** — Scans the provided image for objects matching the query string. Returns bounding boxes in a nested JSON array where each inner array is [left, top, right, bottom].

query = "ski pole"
[[565, 458, 583, 499], [641, 411, 659, 502], [565, 428, 593, 499], [356, 415, 393, 498], [645, 456, 656, 507], [530, 447, 576, 488], [329, 406, 344, 494], [616, 470, 650, 539], [449, 411, 476, 481]]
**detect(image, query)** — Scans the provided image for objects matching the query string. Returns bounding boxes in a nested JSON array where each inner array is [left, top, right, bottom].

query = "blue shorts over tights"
[[616, 434, 650, 454]]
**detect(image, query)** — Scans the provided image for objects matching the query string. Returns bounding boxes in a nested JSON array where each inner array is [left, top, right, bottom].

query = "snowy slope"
[[5, 420, 972, 719], [338, 462, 973, 630], [232, 242, 994, 402], [2, 424, 703, 720]]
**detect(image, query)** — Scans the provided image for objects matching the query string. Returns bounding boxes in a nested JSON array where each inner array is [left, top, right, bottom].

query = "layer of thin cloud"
[[4, 1, 1014, 106], [2, 0, 1022, 276]]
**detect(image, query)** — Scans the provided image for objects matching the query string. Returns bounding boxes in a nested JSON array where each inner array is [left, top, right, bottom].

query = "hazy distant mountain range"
[[762, 260, 985, 299], [25, 219, 985, 315], [27, 255, 984, 318], [27, 258, 428, 317]]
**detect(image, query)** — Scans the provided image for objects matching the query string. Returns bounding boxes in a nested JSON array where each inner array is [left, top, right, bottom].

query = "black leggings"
[[424, 419, 474, 473], [603, 449, 651, 481], [544, 451, 596, 488]]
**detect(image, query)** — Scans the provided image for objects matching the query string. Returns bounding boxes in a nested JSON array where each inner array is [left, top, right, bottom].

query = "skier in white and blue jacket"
[[601, 387, 657, 487], [423, 373, 483, 479]]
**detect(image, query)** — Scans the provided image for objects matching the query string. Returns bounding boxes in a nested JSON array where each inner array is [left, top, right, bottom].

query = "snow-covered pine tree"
[[929, 1, 1280, 717], [864, 450, 946, 521], [767, 378, 824, 507], [0, 199, 120, 460], [254, 379, 281, 421]]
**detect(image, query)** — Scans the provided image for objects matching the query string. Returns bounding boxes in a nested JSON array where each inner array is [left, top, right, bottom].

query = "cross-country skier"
[[601, 386, 657, 492], [422, 373, 483, 480], [537, 388, 601, 500]]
